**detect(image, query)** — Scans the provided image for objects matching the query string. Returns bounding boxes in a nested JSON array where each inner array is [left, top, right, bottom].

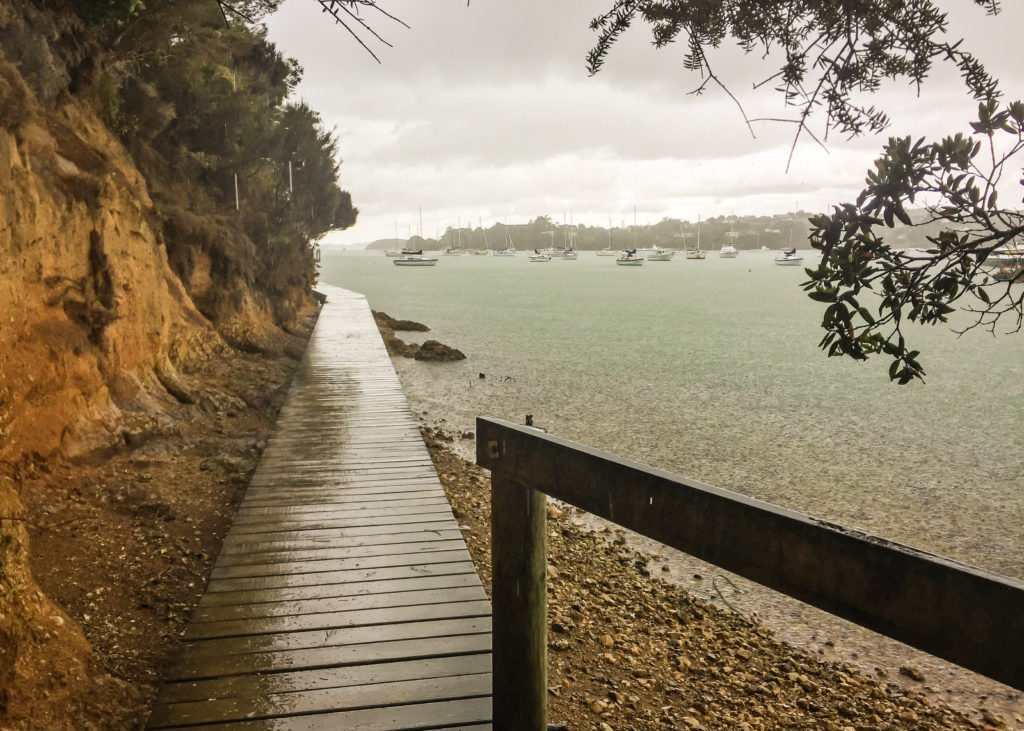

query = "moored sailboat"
[[617, 248, 643, 266], [394, 255, 438, 266]]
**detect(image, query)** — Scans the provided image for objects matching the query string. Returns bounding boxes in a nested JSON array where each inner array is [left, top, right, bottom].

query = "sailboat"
[[443, 224, 467, 255], [774, 248, 804, 266], [775, 223, 804, 265], [686, 216, 706, 259], [494, 226, 516, 257], [720, 230, 739, 258], [468, 229, 490, 255], [616, 248, 643, 266], [560, 224, 578, 260], [646, 247, 675, 261], [394, 254, 438, 266], [597, 214, 616, 255], [529, 249, 552, 262]]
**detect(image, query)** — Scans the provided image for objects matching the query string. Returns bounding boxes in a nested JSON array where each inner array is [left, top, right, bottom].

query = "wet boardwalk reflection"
[[147, 286, 492, 730]]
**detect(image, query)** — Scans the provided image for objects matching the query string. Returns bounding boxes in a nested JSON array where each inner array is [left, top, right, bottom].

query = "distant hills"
[[363, 210, 949, 252]]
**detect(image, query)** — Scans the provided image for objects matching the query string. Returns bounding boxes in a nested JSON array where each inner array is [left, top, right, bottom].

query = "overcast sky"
[[264, 1, 1024, 247]]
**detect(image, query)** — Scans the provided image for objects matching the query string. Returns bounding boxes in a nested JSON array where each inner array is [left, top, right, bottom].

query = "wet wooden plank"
[[214, 532, 466, 561], [211, 538, 469, 569], [168, 697, 493, 730], [205, 560, 476, 595], [234, 496, 448, 518], [210, 548, 472, 580], [241, 483, 446, 501], [185, 599, 492, 641], [243, 476, 442, 494], [149, 287, 490, 729], [218, 520, 460, 547], [193, 585, 487, 623], [173, 629, 489, 683], [240, 485, 445, 502], [149, 672, 491, 727], [155, 653, 491, 706], [226, 508, 456, 534], [200, 572, 483, 608], [255, 455, 435, 470], [175, 618, 492, 665]]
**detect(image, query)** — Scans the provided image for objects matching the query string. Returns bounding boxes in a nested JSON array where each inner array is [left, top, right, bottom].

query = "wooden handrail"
[[476, 417, 1024, 730]]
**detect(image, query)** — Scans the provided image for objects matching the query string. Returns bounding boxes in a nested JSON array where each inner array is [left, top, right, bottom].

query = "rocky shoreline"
[[421, 425, 1015, 730], [372, 311, 466, 361]]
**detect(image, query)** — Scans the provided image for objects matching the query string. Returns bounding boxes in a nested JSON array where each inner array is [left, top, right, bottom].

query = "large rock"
[[372, 313, 463, 361], [372, 310, 429, 332], [414, 339, 466, 362]]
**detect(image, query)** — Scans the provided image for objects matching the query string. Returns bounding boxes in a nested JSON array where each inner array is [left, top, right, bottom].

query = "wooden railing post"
[[491, 473, 547, 730], [477, 417, 1024, 691]]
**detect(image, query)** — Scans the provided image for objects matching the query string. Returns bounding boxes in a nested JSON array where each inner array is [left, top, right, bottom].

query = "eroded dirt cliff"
[[0, 4, 320, 727]]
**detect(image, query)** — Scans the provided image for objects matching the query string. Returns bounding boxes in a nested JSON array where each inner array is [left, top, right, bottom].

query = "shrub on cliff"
[[53, 0, 356, 329]]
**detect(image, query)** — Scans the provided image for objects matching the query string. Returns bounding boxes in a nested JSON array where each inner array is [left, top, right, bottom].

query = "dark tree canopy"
[[58, 0, 360, 317], [590, 0, 1021, 383]]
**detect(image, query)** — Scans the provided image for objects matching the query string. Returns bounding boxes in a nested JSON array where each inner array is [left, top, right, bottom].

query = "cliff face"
[[0, 74, 219, 463], [0, 59, 217, 728], [0, 5, 317, 726]]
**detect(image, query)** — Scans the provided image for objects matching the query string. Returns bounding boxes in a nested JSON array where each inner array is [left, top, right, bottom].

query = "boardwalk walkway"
[[147, 286, 492, 730]]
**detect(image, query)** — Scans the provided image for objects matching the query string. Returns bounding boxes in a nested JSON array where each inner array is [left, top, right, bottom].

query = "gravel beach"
[[420, 425, 1019, 730]]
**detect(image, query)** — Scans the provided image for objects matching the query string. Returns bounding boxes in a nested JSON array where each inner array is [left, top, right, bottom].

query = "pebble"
[[900, 665, 926, 682]]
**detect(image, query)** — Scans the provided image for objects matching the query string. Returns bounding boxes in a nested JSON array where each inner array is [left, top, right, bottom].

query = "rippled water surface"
[[320, 249, 1024, 578]]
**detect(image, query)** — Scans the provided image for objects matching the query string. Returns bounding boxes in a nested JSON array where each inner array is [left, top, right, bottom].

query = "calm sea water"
[[319, 249, 1024, 579]]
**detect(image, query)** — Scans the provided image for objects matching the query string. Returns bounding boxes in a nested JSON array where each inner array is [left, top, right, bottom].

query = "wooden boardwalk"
[[147, 286, 492, 730]]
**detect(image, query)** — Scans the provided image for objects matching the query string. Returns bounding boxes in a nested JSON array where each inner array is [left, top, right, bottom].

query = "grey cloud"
[[268, 0, 1024, 245]]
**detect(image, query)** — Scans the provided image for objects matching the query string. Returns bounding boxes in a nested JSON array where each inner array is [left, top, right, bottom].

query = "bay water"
[[319, 248, 1023, 717]]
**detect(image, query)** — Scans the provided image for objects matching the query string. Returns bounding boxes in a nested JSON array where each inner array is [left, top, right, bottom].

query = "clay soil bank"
[[11, 314, 316, 730]]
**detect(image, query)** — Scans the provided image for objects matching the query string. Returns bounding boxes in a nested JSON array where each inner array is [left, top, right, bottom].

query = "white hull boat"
[[720, 230, 739, 258], [617, 249, 643, 266], [775, 248, 804, 266], [394, 256, 438, 266], [647, 248, 674, 261]]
